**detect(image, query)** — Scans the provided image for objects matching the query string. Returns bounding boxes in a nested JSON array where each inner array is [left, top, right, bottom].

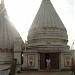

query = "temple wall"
[[60, 52, 73, 70], [0, 53, 13, 64], [14, 52, 21, 64], [14, 39, 22, 65], [23, 52, 39, 70]]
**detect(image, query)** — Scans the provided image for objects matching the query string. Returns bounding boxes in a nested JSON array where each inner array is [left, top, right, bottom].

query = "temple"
[[23, 0, 74, 70], [0, 0, 75, 72]]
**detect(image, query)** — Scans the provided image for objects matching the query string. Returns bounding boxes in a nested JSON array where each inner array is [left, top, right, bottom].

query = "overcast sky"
[[3, 0, 74, 48]]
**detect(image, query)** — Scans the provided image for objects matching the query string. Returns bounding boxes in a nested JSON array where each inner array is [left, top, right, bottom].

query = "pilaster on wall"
[[14, 38, 22, 52], [14, 38, 22, 65]]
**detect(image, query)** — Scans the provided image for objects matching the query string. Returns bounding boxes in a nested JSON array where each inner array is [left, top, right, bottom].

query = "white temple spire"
[[28, 0, 68, 46]]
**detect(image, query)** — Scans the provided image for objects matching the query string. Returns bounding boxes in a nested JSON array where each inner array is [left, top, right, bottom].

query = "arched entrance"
[[40, 53, 59, 69]]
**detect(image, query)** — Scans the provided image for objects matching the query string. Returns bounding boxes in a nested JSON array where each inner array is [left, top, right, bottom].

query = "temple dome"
[[28, 0, 68, 46]]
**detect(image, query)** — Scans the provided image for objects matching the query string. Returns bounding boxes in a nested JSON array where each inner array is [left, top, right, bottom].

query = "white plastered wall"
[[23, 52, 39, 70], [14, 52, 21, 64], [14, 38, 22, 65], [60, 52, 73, 70], [0, 53, 13, 64]]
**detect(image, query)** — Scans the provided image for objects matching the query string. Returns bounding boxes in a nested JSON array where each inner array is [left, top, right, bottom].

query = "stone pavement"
[[15, 71, 70, 75]]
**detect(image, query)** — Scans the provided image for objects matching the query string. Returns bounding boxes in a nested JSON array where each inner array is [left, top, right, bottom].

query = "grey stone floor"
[[15, 71, 70, 75]]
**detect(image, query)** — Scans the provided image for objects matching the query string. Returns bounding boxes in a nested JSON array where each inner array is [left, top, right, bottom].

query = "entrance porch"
[[40, 53, 59, 70]]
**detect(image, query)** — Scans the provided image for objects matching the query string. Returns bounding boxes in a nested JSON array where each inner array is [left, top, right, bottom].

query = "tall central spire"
[[28, 0, 68, 46]]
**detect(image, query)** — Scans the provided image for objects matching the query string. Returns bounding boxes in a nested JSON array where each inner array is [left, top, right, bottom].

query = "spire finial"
[[43, 0, 50, 1], [0, 0, 5, 7], [1, 0, 4, 4], [42, 0, 50, 2]]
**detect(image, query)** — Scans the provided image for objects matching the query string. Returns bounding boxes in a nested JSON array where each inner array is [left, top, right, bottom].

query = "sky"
[[1, 0, 74, 48]]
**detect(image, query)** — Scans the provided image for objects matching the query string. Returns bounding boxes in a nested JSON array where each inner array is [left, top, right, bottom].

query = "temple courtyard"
[[15, 71, 70, 75]]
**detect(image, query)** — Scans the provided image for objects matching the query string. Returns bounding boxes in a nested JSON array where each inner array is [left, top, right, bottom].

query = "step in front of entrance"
[[39, 69, 61, 72]]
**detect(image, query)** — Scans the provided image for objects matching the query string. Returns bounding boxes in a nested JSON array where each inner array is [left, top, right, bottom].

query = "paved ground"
[[15, 71, 70, 75]]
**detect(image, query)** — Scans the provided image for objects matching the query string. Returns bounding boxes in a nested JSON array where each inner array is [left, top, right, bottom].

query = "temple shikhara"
[[0, 0, 75, 73], [23, 0, 74, 70]]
